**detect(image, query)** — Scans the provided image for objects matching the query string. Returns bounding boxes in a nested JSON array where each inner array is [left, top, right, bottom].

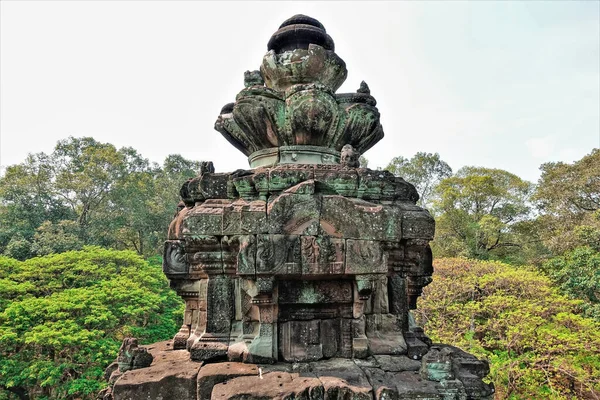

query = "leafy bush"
[[0, 247, 183, 400], [416, 258, 600, 399], [542, 246, 600, 321]]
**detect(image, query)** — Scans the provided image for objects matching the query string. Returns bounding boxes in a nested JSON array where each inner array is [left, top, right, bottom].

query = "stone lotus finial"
[[215, 15, 384, 168]]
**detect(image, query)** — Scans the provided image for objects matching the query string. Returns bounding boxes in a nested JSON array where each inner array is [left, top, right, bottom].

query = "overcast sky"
[[1, 1, 598, 182]]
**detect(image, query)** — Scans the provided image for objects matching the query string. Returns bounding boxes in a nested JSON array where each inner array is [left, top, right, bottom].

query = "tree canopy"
[[432, 167, 534, 261], [0, 248, 183, 400], [385, 152, 452, 209], [416, 258, 600, 399], [0, 137, 200, 259]]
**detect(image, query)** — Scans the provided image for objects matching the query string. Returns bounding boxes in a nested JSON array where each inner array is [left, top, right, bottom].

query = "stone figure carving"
[[340, 144, 360, 168]]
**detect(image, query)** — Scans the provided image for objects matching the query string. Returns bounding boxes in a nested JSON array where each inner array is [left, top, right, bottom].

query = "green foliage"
[[542, 246, 600, 321], [534, 149, 600, 254], [416, 258, 600, 399], [0, 137, 200, 258], [31, 220, 84, 256], [385, 152, 452, 208], [432, 167, 534, 262], [0, 248, 183, 399]]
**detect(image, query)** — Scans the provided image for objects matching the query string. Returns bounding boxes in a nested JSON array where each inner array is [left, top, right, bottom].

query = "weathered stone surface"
[[256, 234, 301, 275], [163, 240, 188, 278], [183, 205, 224, 236], [394, 371, 443, 399], [374, 355, 422, 372], [211, 371, 323, 400], [402, 210, 435, 240], [279, 320, 323, 362], [196, 362, 259, 400], [112, 341, 201, 400], [301, 235, 345, 276], [278, 280, 352, 304], [365, 314, 407, 355], [310, 358, 372, 400], [267, 193, 321, 235], [102, 341, 494, 400], [320, 196, 402, 241], [345, 239, 386, 274], [186, 236, 223, 277], [116, 338, 153, 373]]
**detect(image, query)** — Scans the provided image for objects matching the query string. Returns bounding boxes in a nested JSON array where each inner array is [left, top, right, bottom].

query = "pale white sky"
[[1, 1, 598, 182]]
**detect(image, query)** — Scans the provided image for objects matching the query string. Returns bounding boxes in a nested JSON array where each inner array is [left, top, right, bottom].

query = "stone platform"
[[100, 340, 495, 400]]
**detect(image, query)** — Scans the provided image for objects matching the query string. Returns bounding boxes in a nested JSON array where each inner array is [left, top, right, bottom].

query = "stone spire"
[[215, 15, 384, 167]]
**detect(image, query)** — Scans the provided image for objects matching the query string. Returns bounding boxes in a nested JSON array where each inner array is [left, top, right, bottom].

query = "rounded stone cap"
[[279, 14, 325, 30], [268, 15, 334, 53]]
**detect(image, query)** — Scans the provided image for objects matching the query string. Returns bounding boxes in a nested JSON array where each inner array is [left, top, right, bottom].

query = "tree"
[[385, 152, 452, 209], [432, 167, 533, 261], [0, 137, 201, 258], [51, 138, 145, 237], [542, 246, 600, 321], [30, 220, 84, 256], [0, 153, 74, 254], [103, 154, 201, 257], [0, 248, 183, 400], [534, 149, 600, 254], [416, 258, 600, 399]]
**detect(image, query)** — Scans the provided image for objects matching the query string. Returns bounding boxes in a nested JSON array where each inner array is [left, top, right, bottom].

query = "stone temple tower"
[[102, 15, 494, 400]]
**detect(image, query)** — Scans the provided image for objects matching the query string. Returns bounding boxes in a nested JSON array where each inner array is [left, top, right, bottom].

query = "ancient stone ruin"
[[101, 15, 494, 400]]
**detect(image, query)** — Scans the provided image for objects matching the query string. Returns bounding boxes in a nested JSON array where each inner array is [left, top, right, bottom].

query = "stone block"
[[267, 193, 321, 235], [364, 276, 389, 315], [196, 362, 259, 400], [362, 367, 400, 400], [211, 371, 323, 400], [232, 175, 258, 200], [252, 170, 269, 200], [222, 202, 242, 235], [112, 341, 201, 400], [320, 196, 402, 241], [394, 371, 443, 399], [269, 167, 313, 193], [373, 355, 422, 372], [205, 275, 234, 335], [279, 320, 323, 362], [221, 235, 256, 276], [278, 304, 352, 321], [199, 173, 230, 199], [310, 358, 373, 400], [357, 169, 397, 201], [256, 234, 301, 275], [185, 236, 223, 277], [246, 322, 277, 363], [182, 205, 223, 236], [278, 280, 352, 304], [320, 319, 341, 358], [420, 347, 454, 382], [314, 167, 359, 197], [365, 314, 407, 355], [402, 210, 435, 240], [241, 200, 267, 234], [345, 239, 386, 274]]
